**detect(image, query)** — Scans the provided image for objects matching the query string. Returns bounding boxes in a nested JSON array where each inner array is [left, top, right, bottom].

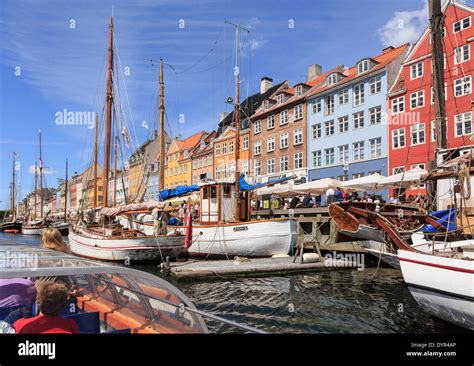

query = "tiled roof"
[[192, 130, 216, 156], [173, 131, 207, 161], [306, 43, 409, 98]]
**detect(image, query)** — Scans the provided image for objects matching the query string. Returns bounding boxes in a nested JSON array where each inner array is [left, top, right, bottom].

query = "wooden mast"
[[102, 16, 114, 208], [113, 136, 117, 206], [39, 131, 43, 219], [34, 161, 37, 219], [159, 58, 165, 192], [10, 153, 15, 219], [93, 113, 99, 208], [64, 159, 68, 221], [427, 0, 446, 210]]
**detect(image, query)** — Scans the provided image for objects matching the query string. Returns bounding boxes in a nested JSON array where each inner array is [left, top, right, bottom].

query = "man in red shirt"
[[14, 279, 79, 334]]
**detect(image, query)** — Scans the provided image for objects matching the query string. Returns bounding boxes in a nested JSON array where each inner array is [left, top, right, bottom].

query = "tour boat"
[[0, 243, 209, 334]]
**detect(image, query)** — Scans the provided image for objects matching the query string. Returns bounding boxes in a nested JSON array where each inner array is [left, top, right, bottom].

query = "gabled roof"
[[218, 80, 286, 133], [191, 130, 216, 157], [168, 131, 207, 162], [306, 43, 410, 98]]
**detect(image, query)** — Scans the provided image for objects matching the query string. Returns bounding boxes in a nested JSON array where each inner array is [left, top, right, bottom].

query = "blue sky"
[[1, 0, 472, 209]]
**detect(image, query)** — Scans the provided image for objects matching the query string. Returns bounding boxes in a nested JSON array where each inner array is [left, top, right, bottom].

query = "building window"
[[254, 161, 261, 176], [454, 76, 471, 97], [215, 144, 220, 156], [229, 141, 234, 153], [455, 112, 472, 137], [357, 59, 369, 74], [312, 123, 322, 139], [411, 123, 425, 145], [338, 116, 349, 133], [222, 143, 227, 155], [353, 83, 364, 106], [267, 115, 275, 129], [280, 132, 289, 149], [338, 145, 349, 163], [338, 89, 349, 105], [324, 148, 335, 166], [325, 94, 335, 115], [267, 137, 275, 152], [368, 137, 382, 158], [294, 128, 303, 145], [369, 106, 382, 125], [369, 76, 382, 95], [254, 120, 261, 134], [267, 159, 275, 174], [392, 128, 406, 149], [254, 141, 261, 155], [454, 44, 470, 64], [277, 94, 284, 104], [392, 96, 405, 114], [312, 151, 322, 167], [280, 156, 289, 172], [353, 141, 365, 161], [352, 172, 364, 179], [243, 136, 249, 150], [325, 120, 335, 136], [193, 160, 197, 169], [393, 166, 405, 175], [411, 163, 426, 171], [327, 73, 338, 85], [453, 16, 471, 33], [280, 110, 289, 125], [353, 111, 364, 129], [410, 61, 423, 79], [294, 104, 304, 120], [294, 152, 304, 169], [296, 85, 303, 96], [410, 91, 424, 109], [312, 100, 322, 114]]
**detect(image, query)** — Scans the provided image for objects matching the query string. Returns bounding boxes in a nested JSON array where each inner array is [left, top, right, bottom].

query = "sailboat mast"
[[159, 58, 165, 191], [64, 159, 68, 221], [93, 113, 99, 208], [427, 0, 446, 210], [39, 131, 43, 219], [11, 153, 15, 219], [34, 161, 37, 219], [102, 15, 114, 208], [114, 137, 117, 206], [234, 26, 241, 222]]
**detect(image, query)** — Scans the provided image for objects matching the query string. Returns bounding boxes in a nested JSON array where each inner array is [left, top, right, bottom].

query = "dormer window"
[[296, 85, 303, 96], [357, 59, 370, 74], [327, 73, 338, 86], [277, 94, 284, 104], [184, 150, 189, 158], [264, 100, 269, 109], [200, 141, 206, 149]]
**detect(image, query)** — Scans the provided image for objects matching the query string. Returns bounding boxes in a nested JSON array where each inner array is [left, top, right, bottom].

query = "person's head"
[[42, 228, 69, 253], [35, 279, 69, 316]]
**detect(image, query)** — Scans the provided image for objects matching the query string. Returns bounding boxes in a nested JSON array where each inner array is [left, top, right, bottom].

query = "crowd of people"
[[0, 228, 79, 334]]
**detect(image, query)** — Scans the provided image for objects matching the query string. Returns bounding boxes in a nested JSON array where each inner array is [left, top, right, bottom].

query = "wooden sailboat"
[[51, 159, 70, 235], [68, 16, 184, 262], [0, 153, 22, 233]]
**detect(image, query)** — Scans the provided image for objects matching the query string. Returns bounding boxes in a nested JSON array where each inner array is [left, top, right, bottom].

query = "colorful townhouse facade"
[[164, 131, 206, 189], [388, 1, 474, 198], [213, 126, 250, 180], [191, 130, 216, 184], [306, 44, 410, 198], [250, 66, 336, 183]]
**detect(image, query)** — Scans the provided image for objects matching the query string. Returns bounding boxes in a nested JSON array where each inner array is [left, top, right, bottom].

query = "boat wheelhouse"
[[0, 243, 208, 334]]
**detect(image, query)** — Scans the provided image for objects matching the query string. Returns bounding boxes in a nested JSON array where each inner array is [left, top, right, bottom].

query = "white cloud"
[[28, 165, 57, 176], [249, 38, 267, 50], [376, 1, 428, 46]]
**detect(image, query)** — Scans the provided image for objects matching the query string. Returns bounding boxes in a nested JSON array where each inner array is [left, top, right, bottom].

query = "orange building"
[[213, 126, 250, 180], [191, 131, 216, 184]]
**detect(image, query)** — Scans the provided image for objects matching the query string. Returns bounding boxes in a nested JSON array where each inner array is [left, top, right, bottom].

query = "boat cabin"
[[199, 181, 251, 224]]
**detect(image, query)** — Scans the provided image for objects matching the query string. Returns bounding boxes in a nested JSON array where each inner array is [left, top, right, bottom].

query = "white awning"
[[341, 173, 384, 191], [255, 181, 298, 197], [293, 178, 342, 195], [377, 168, 427, 189]]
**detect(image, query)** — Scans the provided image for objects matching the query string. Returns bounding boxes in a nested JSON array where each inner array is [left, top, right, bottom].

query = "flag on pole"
[[121, 126, 130, 148]]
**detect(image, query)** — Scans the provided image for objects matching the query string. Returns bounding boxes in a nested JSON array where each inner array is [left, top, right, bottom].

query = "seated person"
[[41, 228, 69, 253], [13, 279, 79, 334], [0, 279, 37, 325]]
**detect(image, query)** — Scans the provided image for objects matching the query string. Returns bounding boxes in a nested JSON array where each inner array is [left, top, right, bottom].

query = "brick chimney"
[[260, 77, 273, 94], [307, 64, 322, 81]]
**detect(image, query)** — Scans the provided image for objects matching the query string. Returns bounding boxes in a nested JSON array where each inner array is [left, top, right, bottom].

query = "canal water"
[[1, 232, 466, 334]]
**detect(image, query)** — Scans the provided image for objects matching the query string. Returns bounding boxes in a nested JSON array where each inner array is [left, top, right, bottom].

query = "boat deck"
[[167, 256, 358, 280]]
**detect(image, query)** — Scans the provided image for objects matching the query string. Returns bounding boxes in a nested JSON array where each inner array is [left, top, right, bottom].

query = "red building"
[[388, 1, 474, 199]]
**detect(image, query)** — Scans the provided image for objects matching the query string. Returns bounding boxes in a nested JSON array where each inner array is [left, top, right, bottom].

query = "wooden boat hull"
[[22, 226, 44, 235], [0, 221, 22, 233], [398, 250, 474, 330], [68, 230, 184, 262]]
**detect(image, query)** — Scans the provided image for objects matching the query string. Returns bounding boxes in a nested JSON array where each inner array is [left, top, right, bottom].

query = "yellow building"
[[164, 131, 206, 189], [80, 164, 103, 209]]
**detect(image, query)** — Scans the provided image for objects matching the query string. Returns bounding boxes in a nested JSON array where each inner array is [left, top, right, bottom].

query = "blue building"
[[306, 45, 409, 200]]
